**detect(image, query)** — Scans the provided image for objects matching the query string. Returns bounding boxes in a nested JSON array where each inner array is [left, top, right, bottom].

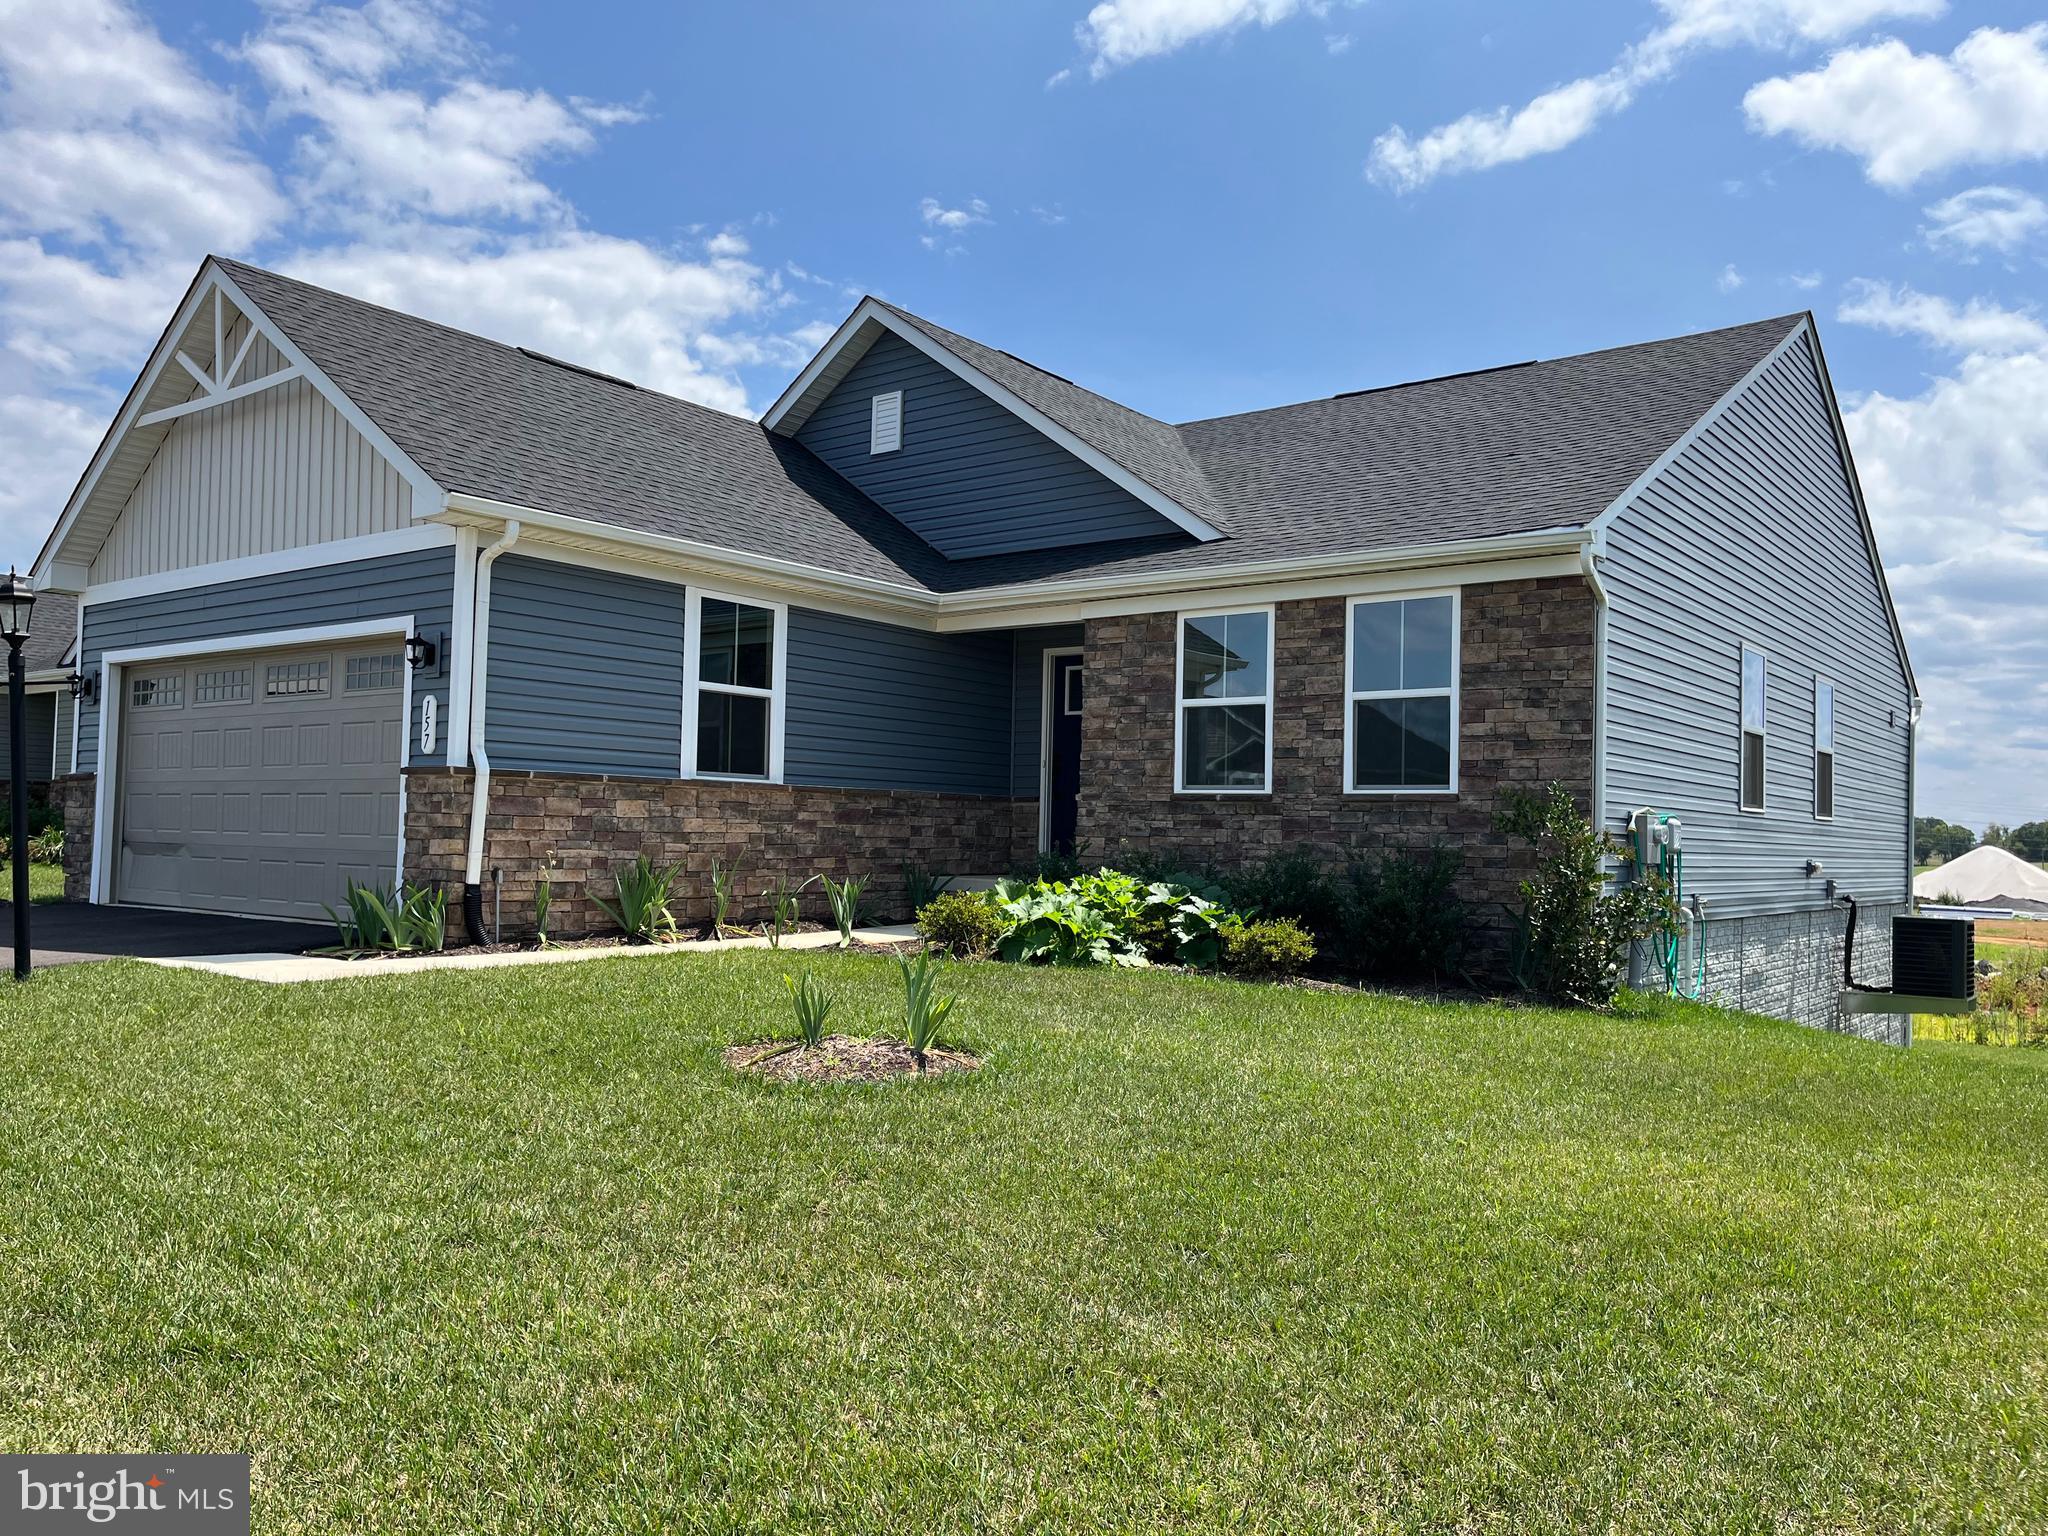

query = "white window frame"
[[1740, 644, 1767, 814], [681, 587, 787, 783], [1813, 675, 1835, 822], [1172, 604, 1275, 796], [1342, 586, 1460, 797], [870, 390, 902, 454]]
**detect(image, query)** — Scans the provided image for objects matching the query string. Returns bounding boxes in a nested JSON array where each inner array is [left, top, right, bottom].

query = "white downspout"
[[1581, 536, 1609, 834], [462, 520, 520, 937]]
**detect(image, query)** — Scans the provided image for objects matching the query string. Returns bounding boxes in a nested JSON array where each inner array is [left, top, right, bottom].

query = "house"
[[32, 258, 1917, 1038], [0, 589, 78, 793]]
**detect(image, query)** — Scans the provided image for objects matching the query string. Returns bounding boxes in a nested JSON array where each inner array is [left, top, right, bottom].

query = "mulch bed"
[[724, 1034, 980, 1084]]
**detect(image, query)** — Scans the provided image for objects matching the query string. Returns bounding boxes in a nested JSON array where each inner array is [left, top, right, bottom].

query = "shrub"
[[27, 824, 62, 865], [897, 950, 960, 1070], [1225, 847, 1348, 942], [1496, 783, 1674, 1008], [981, 869, 1244, 969], [900, 861, 953, 918], [819, 872, 866, 948], [1027, 844, 1090, 883], [595, 854, 683, 943], [1342, 846, 1467, 982], [917, 890, 1005, 958], [783, 972, 833, 1048], [991, 877, 1148, 967], [324, 880, 448, 953], [1221, 917, 1318, 978]]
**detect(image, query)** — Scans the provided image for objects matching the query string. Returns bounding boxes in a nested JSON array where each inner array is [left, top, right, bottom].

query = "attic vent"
[[517, 346, 638, 390], [870, 390, 903, 454]]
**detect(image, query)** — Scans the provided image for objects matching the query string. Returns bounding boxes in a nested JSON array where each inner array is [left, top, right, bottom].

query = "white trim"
[[78, 524, 455, 607], [1172, 603, 1276, 795], [90, 614, 414, 908], [870, 388, 903, 454], [1038, 645, 1083, 855], [135, 366, 303, 428], [761, 299, 1225, 543], [681, 587, 787, 784], [1341, 586, 1461, 797], [1739, 643, 1767, 815], [1813, 674, 1836, 822]]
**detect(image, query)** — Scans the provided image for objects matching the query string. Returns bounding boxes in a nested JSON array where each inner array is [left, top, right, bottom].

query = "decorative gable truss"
[[144, 282, 302, 429]]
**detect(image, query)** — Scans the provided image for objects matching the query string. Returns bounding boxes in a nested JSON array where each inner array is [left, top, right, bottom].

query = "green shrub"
[[1496, 783, 1674, 1008], [27, 824, 62, 865], [917, 890, 1005, 958], [819, 872, 866, 948], [782, 972, 833, 1048], [991, 877, 1146, 967], [1226, 847, 1348, 941], [595, 854, 683, 943], [897, 950, 960, 1070], [1221, 917, 1318, 978], [1342, 846, 1467, 982], [900, 861, 953, 918]]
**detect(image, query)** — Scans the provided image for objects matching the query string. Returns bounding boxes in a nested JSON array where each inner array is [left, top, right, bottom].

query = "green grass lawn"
[[0, 861, 64, 902], [3, 955, 2045, 1533]]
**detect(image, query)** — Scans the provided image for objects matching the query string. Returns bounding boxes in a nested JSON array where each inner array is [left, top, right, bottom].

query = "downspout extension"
[[463, 519, 521, 940]]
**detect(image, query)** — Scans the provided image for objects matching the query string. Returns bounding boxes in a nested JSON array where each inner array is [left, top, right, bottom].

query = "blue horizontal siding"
[[79, 547, 456, 773], [484, 554, 686, 777], [795, 332, 1173, 559], [785, 608, 1012, 794]]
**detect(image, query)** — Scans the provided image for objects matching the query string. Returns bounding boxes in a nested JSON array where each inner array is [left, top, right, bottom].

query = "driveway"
[[0, 901, 327, 968]]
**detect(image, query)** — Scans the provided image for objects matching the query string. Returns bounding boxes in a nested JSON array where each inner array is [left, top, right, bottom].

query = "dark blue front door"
[[1048, 654, 1083, 855]]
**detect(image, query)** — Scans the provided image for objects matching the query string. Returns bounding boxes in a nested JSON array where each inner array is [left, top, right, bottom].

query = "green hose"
[[1656, 827, 1707, 1000]]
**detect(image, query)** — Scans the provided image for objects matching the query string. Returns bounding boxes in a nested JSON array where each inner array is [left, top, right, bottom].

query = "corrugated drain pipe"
[[463, 519, 522, 940]]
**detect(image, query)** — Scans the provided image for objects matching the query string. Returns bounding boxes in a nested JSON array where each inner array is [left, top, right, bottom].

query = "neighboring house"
[[33, 258, 1916, 1038], [0, 590, 78, 794]]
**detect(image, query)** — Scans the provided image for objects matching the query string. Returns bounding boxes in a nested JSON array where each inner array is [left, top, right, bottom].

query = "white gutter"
[[463, 519, 521, 906], [1580, 537, 1610, 833]]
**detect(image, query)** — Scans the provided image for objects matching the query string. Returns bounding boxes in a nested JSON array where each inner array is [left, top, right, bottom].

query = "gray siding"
[[785, 608, 1012, 794], [483, 555, 685, 777], [1602, 332, 1913, 920], [79, 547, 455, 773], [1009, 624, 1086, 796], [794, 332, 1174, 559], [53, 693, 74, 778], [0, 692, 58, 783]]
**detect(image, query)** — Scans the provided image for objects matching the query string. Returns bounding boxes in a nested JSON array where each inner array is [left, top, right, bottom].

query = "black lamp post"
[[1, 567, 35, 980]]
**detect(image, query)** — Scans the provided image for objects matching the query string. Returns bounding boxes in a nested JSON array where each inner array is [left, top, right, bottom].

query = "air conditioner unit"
[[1892, 915, 1975, 1003]]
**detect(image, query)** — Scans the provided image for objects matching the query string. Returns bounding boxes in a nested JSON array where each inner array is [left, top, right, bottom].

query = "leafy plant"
[[819, 872, 867, 948], [322, 879, 447, 954], [594, 853, 683, 943], [990, 876, 1148, 967], [917, 890, 1005, 959], [710, 856, 742, 936], [1496, 783, 1675, 1008], [783, 971, 834, 1048], [1225, 847, 1345, 942], [897, 950, 960, 1070], [1220, 917, 1318, 978], [27, 824, 62, 865], [1029, 843, 1091, 884], [532, 854, 555, 945], [763, 872, 813, 948], [900, 861, 953, 918], [1342, 845, 1468, 982]]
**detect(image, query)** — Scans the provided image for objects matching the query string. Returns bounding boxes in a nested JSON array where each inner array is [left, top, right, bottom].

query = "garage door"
[[115, 642, 407, 920]]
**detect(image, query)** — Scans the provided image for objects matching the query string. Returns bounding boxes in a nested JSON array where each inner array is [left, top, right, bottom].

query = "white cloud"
[[0, 392, 108, 553], [1369, 0, 1945, 191], [1838, 278, 2048, 353], [1074, 0, 1318, 79], [1921, 184, 2048, 258], [1789, 269, 1823, 288], [1718, 263, 1746, 291], [1325, 34, 1353, 57], [919, 196, 992, 232], [1744, 25, 2048, 188]]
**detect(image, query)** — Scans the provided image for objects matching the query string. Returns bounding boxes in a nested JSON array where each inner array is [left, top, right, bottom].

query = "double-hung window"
[[1347, 592, 1458, 792], [1740, 646, 1767, 812], [1175, 607, 1272, 792], [1813, 677, 1835, 820], [684, 591, 785, 781]]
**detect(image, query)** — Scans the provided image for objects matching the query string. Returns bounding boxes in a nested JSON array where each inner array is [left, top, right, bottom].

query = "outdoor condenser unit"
[[1838, 897, 1976, 1019]]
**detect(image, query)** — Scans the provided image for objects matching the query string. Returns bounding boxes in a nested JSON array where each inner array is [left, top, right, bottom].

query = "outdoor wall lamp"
[[405, 633, 438, 671], [67, 668, 97, 703]]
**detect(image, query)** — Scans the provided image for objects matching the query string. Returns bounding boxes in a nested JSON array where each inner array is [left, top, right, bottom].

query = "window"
[[1346, 593, 1458, 792], [130, 673, 182, 708], [1814, 677, 1835, 820], [266, 659, 330, 697], [1062, 667, 1083, 717], [1740, 646, 1767, 812], [870, 390, 902, 454], [193, 667, 251, 705], [685, 592, 783, 781], [345, 653, 404, 692], [1175, 608, 1272, 792]]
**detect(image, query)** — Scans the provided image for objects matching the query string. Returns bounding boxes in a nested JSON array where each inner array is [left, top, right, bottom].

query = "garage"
[[113, 641, 408, 921]]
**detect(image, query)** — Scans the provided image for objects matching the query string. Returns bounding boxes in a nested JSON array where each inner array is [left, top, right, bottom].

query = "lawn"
[[0, 861, 64, 902], [2, 954, 2045, 1533]]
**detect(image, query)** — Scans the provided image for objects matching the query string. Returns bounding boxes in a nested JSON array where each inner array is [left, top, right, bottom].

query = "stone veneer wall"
[[405, 768, 1037, 944], [48, 772, 94, 901], [1074, 576, 1600, 967]]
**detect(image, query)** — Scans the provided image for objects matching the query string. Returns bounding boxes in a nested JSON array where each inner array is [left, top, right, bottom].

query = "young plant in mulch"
[[532, 853, 556, 948], [724, 958, 979, 1084], [820, 873, 867, 948], [595, 854, 684, 944], [709, 856, 742, 937], [761, 873, 814, 948]]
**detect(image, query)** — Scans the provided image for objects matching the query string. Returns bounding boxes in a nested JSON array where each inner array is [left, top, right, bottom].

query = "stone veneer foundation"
[[403, 768, 1037, 944], [1074, 576, 1601, 964], [49, 772, 95, 902]]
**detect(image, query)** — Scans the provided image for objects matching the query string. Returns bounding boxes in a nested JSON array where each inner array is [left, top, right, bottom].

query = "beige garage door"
[[116, 642, 407, 920]]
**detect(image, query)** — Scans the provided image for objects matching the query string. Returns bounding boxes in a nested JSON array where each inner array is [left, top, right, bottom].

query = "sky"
[[0, 0, 2043, 829]]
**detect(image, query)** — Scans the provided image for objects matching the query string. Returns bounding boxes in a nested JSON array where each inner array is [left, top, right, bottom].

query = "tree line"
[[1917, 818, 2048, 864]]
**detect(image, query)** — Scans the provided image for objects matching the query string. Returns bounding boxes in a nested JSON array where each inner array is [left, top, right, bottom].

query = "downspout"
[[1580, 537, 1609, 834], [1905, 691, 1923, 905], [463, 519, 521, 940]]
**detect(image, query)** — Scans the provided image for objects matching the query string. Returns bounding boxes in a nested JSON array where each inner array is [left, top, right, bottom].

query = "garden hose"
[[1656, 831, 1708, 1001]]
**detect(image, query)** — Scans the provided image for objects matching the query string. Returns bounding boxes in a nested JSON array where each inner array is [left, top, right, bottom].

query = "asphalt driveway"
[[0, 901, 326, 968]]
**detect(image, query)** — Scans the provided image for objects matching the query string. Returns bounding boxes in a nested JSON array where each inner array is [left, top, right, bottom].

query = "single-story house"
[[0, 590, 78, 793], [33, 258, 1917, 1037]]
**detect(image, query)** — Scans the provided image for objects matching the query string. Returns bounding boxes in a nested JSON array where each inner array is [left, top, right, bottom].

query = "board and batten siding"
[[1009, 624, 1085, 796], [90, 320, 414, 585], [794, 331, 1175, 559], [1601, 331, 1913, 920], [78, 547, 456, 773], [483, 555, 687, 778]]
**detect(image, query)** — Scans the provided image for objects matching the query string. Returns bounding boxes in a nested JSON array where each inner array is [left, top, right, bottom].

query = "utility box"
[[1892, 915, 1976, 1003]]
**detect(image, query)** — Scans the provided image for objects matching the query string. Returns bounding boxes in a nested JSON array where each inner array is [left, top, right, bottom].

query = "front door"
[[1047, 653, 1083, 855]]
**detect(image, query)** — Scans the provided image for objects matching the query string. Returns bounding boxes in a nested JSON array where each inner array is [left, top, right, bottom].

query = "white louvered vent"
[[870, 390, 903, 454]]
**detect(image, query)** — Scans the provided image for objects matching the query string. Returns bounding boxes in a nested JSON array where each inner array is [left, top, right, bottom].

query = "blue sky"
[[1, 0, 2044, 826]]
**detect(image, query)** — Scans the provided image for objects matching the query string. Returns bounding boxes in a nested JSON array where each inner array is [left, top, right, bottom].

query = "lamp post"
[[1, 567, 36, 980]]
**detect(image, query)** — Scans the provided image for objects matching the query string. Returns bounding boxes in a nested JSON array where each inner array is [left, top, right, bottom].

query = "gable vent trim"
[[870, 390, 903, 454]]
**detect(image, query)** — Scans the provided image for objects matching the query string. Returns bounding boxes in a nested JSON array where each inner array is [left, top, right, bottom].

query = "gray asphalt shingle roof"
[[216, 258, 1801, 598]]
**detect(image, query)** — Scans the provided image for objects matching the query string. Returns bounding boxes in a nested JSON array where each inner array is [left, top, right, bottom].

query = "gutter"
[[462, 519, 521, 940]]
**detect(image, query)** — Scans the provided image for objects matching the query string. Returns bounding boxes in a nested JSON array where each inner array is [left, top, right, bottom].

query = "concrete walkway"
[[142, 924, 924, 985]]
